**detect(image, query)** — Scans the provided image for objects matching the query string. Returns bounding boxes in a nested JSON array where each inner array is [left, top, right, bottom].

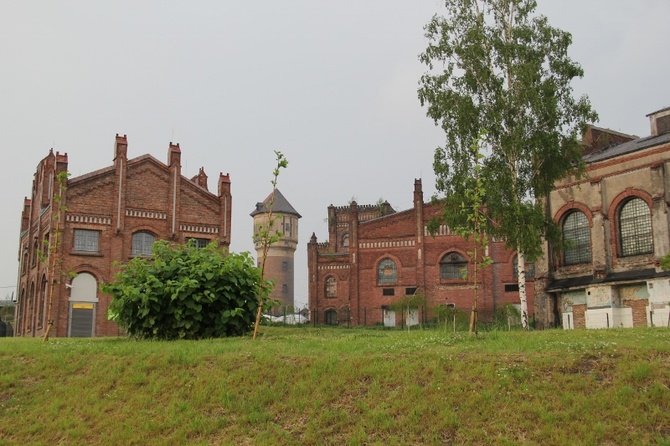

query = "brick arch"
[[554, 201, 593, 227], [608, 189, 654, 260]]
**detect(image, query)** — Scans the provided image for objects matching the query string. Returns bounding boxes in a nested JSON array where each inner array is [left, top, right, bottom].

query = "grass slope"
[[1, 327, 669, 445]]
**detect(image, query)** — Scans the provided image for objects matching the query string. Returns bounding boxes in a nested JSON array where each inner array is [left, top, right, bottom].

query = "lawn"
[[1, 326, 669, 445]]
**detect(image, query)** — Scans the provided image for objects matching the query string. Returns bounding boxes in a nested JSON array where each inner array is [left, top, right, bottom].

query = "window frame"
[[562, 211, 591, 265], [440, 252, 467, 280], [74, 229, 100, 254], [325, 276, 337, 298], [377, 258, 398, 285], [132, 231, 156, 257], [619, 197, 654, 257]]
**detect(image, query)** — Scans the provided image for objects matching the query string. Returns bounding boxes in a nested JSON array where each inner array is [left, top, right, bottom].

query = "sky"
[[1, 1, 668, 308]]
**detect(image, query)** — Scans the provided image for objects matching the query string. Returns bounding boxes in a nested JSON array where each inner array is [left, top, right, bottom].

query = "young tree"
[[418, 0, 597, 329], [252, 151, 288, 339]]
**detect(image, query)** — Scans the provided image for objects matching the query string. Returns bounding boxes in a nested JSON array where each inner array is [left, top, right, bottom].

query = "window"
[[563, 211, 591, 265], [31, 239, 38, 266], [619, 198, 653, 257], [377, 259, 397, 285], [341, 233, 349, 247], [513, 256, 535, 279], [325, 309, 338, 326], [382, 288, 395, 296], [325, 276, 337, 298], [505, 284, 520, 292], [405, 287, 417, 295], [282, 261, 288, 271], [440, 252, 467, 279], [74, 230, 99, 253], [132, 232, 155, 256], [189, 238, 210, 249], [282, 284, 288, 294]]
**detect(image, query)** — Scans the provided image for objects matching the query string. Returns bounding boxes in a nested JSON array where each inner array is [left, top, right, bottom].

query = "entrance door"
[[383, 308, 396, 327]]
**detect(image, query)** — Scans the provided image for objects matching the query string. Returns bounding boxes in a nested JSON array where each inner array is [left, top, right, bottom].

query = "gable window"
[[132, 232, 155, 256], [377, 259, 397, 285], [325, 276, 337, 298], [513, 255, 535, 279], [619, 198, 653, 257], [563, 211, 591, 265], [440, 252, 467, 279], [74, 229, 99, 253]]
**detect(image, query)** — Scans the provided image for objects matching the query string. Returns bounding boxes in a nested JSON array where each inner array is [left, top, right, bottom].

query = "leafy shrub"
[[104, 240, 271, 339]]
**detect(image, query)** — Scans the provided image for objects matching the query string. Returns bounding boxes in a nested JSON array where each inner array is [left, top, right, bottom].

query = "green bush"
[[103, 240, 270, 339]]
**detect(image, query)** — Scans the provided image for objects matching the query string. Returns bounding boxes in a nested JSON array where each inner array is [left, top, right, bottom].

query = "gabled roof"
[[250, 189, 301, 218]]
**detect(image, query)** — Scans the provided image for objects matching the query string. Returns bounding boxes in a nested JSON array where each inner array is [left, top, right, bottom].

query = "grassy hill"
[[1, 326, 669, 445]]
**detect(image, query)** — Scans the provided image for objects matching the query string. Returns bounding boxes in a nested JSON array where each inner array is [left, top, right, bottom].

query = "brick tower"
[[250, 190, 301, 314]]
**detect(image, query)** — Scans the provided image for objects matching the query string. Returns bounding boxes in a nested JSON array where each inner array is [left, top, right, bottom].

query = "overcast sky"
[[1, 1, 668, 308]]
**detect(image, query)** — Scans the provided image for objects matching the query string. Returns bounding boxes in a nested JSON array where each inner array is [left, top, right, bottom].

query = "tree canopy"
[[104, 240, 270, 340], [418, 0, 597, 327]]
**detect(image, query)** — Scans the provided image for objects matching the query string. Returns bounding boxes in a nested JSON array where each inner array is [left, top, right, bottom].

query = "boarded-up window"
[[70, 303, 94, 337]]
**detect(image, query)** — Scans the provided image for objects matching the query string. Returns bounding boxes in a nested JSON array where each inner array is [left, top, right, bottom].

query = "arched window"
[[377, 259, 397, 285], [38, 275, 47, 328], [325, 309, 338, 326], [619, 198, 653, 257], [132, 232, 156, 256], [325, 276, 337, 298], [440, 252, 467, 279], [513, 255, 535, 279], [341, 233, 349, 247], [562, 211, 591, 265]]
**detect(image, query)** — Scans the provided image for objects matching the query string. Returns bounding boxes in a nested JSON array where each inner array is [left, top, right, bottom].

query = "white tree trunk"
[[517, 251, 529, 330]]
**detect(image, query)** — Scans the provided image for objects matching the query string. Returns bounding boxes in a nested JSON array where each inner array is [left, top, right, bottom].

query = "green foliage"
[[104, 240, 268, 339], [418, 0, 597, 259], [660, 253, 670, 271], [389, 293, 426, 313]]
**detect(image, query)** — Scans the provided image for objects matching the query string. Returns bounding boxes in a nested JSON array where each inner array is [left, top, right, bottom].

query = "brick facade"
[[536, 108, 670, 329], [308, 179, 534, 326], [15, 134, 233, 337]]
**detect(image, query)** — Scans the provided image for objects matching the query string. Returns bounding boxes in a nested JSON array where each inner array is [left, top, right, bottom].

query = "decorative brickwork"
[[308, 179, 534, 326], [15, 135, 233, 337]]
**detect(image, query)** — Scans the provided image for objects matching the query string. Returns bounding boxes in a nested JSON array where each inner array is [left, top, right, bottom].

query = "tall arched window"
[[325, 276, 337, 298], [440, 252, 467, 279], [38, 275, 47, 328], [619, 198, 653, 257], [562, 211, 591, 265], [341, 233, 349, 248], [132, 232, 156, 256], [377, 259, 397, 285]]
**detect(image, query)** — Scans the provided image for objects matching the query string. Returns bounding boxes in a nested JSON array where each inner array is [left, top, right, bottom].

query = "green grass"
[[1, 327, 669, 445]]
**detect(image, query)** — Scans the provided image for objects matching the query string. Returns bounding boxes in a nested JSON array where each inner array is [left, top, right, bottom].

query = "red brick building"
[[15, 134, 232, 337], [307, 179, 534, 326]]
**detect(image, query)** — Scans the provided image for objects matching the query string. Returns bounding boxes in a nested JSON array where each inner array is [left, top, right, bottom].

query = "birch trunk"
[[516, 251, 529, 330]]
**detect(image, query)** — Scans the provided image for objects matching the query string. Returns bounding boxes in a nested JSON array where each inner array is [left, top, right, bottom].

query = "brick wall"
[[623, 299, 649, 327]]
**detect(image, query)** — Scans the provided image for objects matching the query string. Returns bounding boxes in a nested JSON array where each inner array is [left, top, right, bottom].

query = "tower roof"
[[250, 189, 301, 218]]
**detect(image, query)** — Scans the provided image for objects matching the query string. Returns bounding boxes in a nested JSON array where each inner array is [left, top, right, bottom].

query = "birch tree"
[[418, 0, 597, 329]]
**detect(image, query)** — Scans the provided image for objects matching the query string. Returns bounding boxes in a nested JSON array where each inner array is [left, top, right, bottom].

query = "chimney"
[[191, 167, 209, 191], [114, 134, 128, 160], [168, 142, 181, 167], [647, 106, 670, 137]]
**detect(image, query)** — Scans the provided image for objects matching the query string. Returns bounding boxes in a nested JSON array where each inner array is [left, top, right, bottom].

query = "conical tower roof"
[[250, 189, 301, 218]]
